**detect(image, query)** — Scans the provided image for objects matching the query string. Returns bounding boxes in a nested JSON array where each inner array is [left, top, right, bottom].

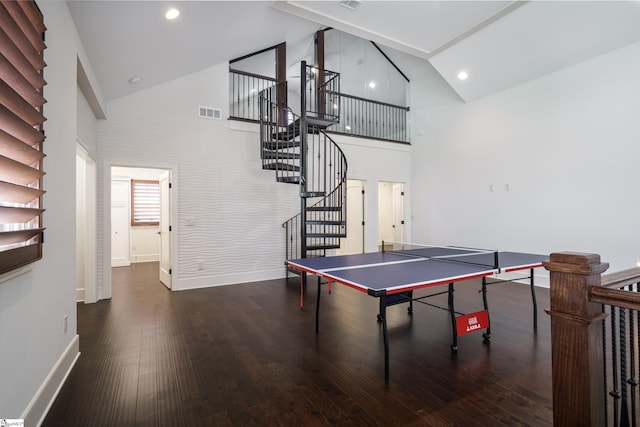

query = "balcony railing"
[[328, 91, 410, 144], [229, 68, 409, 144], [229, 69, 276, 122]]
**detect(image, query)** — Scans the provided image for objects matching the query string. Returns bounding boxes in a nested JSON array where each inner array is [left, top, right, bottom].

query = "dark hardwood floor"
[[43, 262, 552, 426]]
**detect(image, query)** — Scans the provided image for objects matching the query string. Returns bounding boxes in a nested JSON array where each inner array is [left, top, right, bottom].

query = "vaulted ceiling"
[[67, 1, 640, 103]]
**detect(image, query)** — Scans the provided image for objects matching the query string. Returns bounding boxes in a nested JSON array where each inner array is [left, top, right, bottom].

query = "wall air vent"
[[198, 106, 222, 120], [339, 0, 361, 11]]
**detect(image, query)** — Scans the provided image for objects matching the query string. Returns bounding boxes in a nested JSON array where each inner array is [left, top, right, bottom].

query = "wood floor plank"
[[42, 263, 553, 426]]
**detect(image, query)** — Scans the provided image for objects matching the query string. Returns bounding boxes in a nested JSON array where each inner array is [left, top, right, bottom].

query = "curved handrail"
[[282, 129, 347, 260]]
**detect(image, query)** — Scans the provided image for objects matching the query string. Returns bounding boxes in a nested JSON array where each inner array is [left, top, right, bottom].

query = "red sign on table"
[[456, 310, 489, 336]]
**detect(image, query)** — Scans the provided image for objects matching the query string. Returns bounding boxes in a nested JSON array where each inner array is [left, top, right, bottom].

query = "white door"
[[111, 178, 130, 267], [378, 181, 405, 246], [392, 183, 405, 243], [159, 170, 172, 289], [338, 180, 365, 255]]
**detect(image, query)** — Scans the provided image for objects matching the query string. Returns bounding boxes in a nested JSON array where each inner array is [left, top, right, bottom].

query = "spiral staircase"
[[259, 62, 347, 266]]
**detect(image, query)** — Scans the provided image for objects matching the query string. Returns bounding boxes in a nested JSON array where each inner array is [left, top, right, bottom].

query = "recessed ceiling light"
[[368, 81, 376, 89], [458, 71, 469, 80], [165, 8, 180, 20]]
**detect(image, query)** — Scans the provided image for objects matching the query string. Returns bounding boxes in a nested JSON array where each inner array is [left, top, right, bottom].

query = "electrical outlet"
[[63, 315, 68, 334]]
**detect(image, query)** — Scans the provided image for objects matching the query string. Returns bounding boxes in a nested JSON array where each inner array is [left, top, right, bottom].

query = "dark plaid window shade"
[[0, 0, 46, 275]]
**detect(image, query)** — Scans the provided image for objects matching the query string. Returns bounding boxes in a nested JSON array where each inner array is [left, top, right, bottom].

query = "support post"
[[543, 252, 609, 426], [300, 61, 308, 259], [276, 42, 287, 126], [314, 30, 326, 119]]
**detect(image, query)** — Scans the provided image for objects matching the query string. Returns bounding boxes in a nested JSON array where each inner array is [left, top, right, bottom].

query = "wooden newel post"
[[543, 252, 609, 426]]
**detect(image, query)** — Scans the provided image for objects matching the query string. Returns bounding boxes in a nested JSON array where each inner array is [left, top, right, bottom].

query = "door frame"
[[76, 141, 97, 303], [100, 161, 179, 299], [159, 170, 172, 289]]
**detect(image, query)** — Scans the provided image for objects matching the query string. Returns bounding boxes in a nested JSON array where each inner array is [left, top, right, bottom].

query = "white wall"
[[77, 84, 98, 157], [0, 1, 100, 423], [97, 64, 413, 292], [330, 135, 412, 253], [410, 40, 640, 275]]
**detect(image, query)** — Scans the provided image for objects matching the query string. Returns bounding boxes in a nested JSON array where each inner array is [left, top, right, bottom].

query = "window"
[[0, 0, 47, 275], [130, 180, 160, 226]]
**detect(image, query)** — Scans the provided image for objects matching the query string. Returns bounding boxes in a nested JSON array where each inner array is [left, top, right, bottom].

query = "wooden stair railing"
[[544, 252, 640, 426]]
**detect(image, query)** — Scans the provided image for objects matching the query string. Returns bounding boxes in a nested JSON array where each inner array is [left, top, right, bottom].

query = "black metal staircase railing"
[[303, 63, 340, 125], [229, 69, 277, 122], [259, 63, 347, 263], [259, 82, 301, 185], [597, 275, 640, 427]]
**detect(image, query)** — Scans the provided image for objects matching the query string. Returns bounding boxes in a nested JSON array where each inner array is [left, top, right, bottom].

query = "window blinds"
[[131, 180, 160, 226], [0, 0, 46, 275]]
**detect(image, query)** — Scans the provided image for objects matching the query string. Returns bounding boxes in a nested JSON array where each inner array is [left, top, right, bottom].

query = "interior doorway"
[[337, 179, 366, 255], [378, 181, 405, 246], [76, 143, 97, 303], [110, 166, 173, 290]]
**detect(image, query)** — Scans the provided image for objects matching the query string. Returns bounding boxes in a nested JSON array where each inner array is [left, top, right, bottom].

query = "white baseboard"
[[76, 288, 85, 302], [22, 335, 80, 427], [177, 268, 287, 291], [111, 259, 130, 267], [131, 254, 159, 263]]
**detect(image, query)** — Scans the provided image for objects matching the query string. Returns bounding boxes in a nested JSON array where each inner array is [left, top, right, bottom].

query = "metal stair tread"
[[307, 206, 342, 212], [307, 233, 347, 238], [307, 244, 341, 250], [306, 116, 339, 130], [305, 220, 344, 225], [262, 151, 301, 160], [263, 162, 300, 172], [263, 140, 300, 150], [301, 191, 325, 198], [277, 176, 300, 184]]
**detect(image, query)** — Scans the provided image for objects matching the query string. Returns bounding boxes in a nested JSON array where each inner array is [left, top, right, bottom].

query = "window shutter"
[[0, 0, 46, 275], [131, 180, 160, 226]]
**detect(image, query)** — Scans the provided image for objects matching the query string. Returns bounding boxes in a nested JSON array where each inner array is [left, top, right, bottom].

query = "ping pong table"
[[286, 243, 548, 380]]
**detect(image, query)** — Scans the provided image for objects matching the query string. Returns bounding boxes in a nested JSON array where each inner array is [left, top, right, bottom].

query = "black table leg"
[[380, 294, 390, 382], [315, 276, 321, 334], [482, 276, 491, 341], [448, 283, 458, 351], [530, 268, 538, 330]]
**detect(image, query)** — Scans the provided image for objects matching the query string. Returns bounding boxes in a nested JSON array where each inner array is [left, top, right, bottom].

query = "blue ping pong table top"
[[287, 250, 548, 295]]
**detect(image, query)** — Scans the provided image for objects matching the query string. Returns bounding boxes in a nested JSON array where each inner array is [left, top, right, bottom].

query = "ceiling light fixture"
[[458, 71, 469, 81], [368, 81, 376, 89], [165, 8, 180, 20]]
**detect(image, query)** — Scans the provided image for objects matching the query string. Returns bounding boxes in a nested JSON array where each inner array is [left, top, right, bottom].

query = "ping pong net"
[[381, 241, 500, 270]]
